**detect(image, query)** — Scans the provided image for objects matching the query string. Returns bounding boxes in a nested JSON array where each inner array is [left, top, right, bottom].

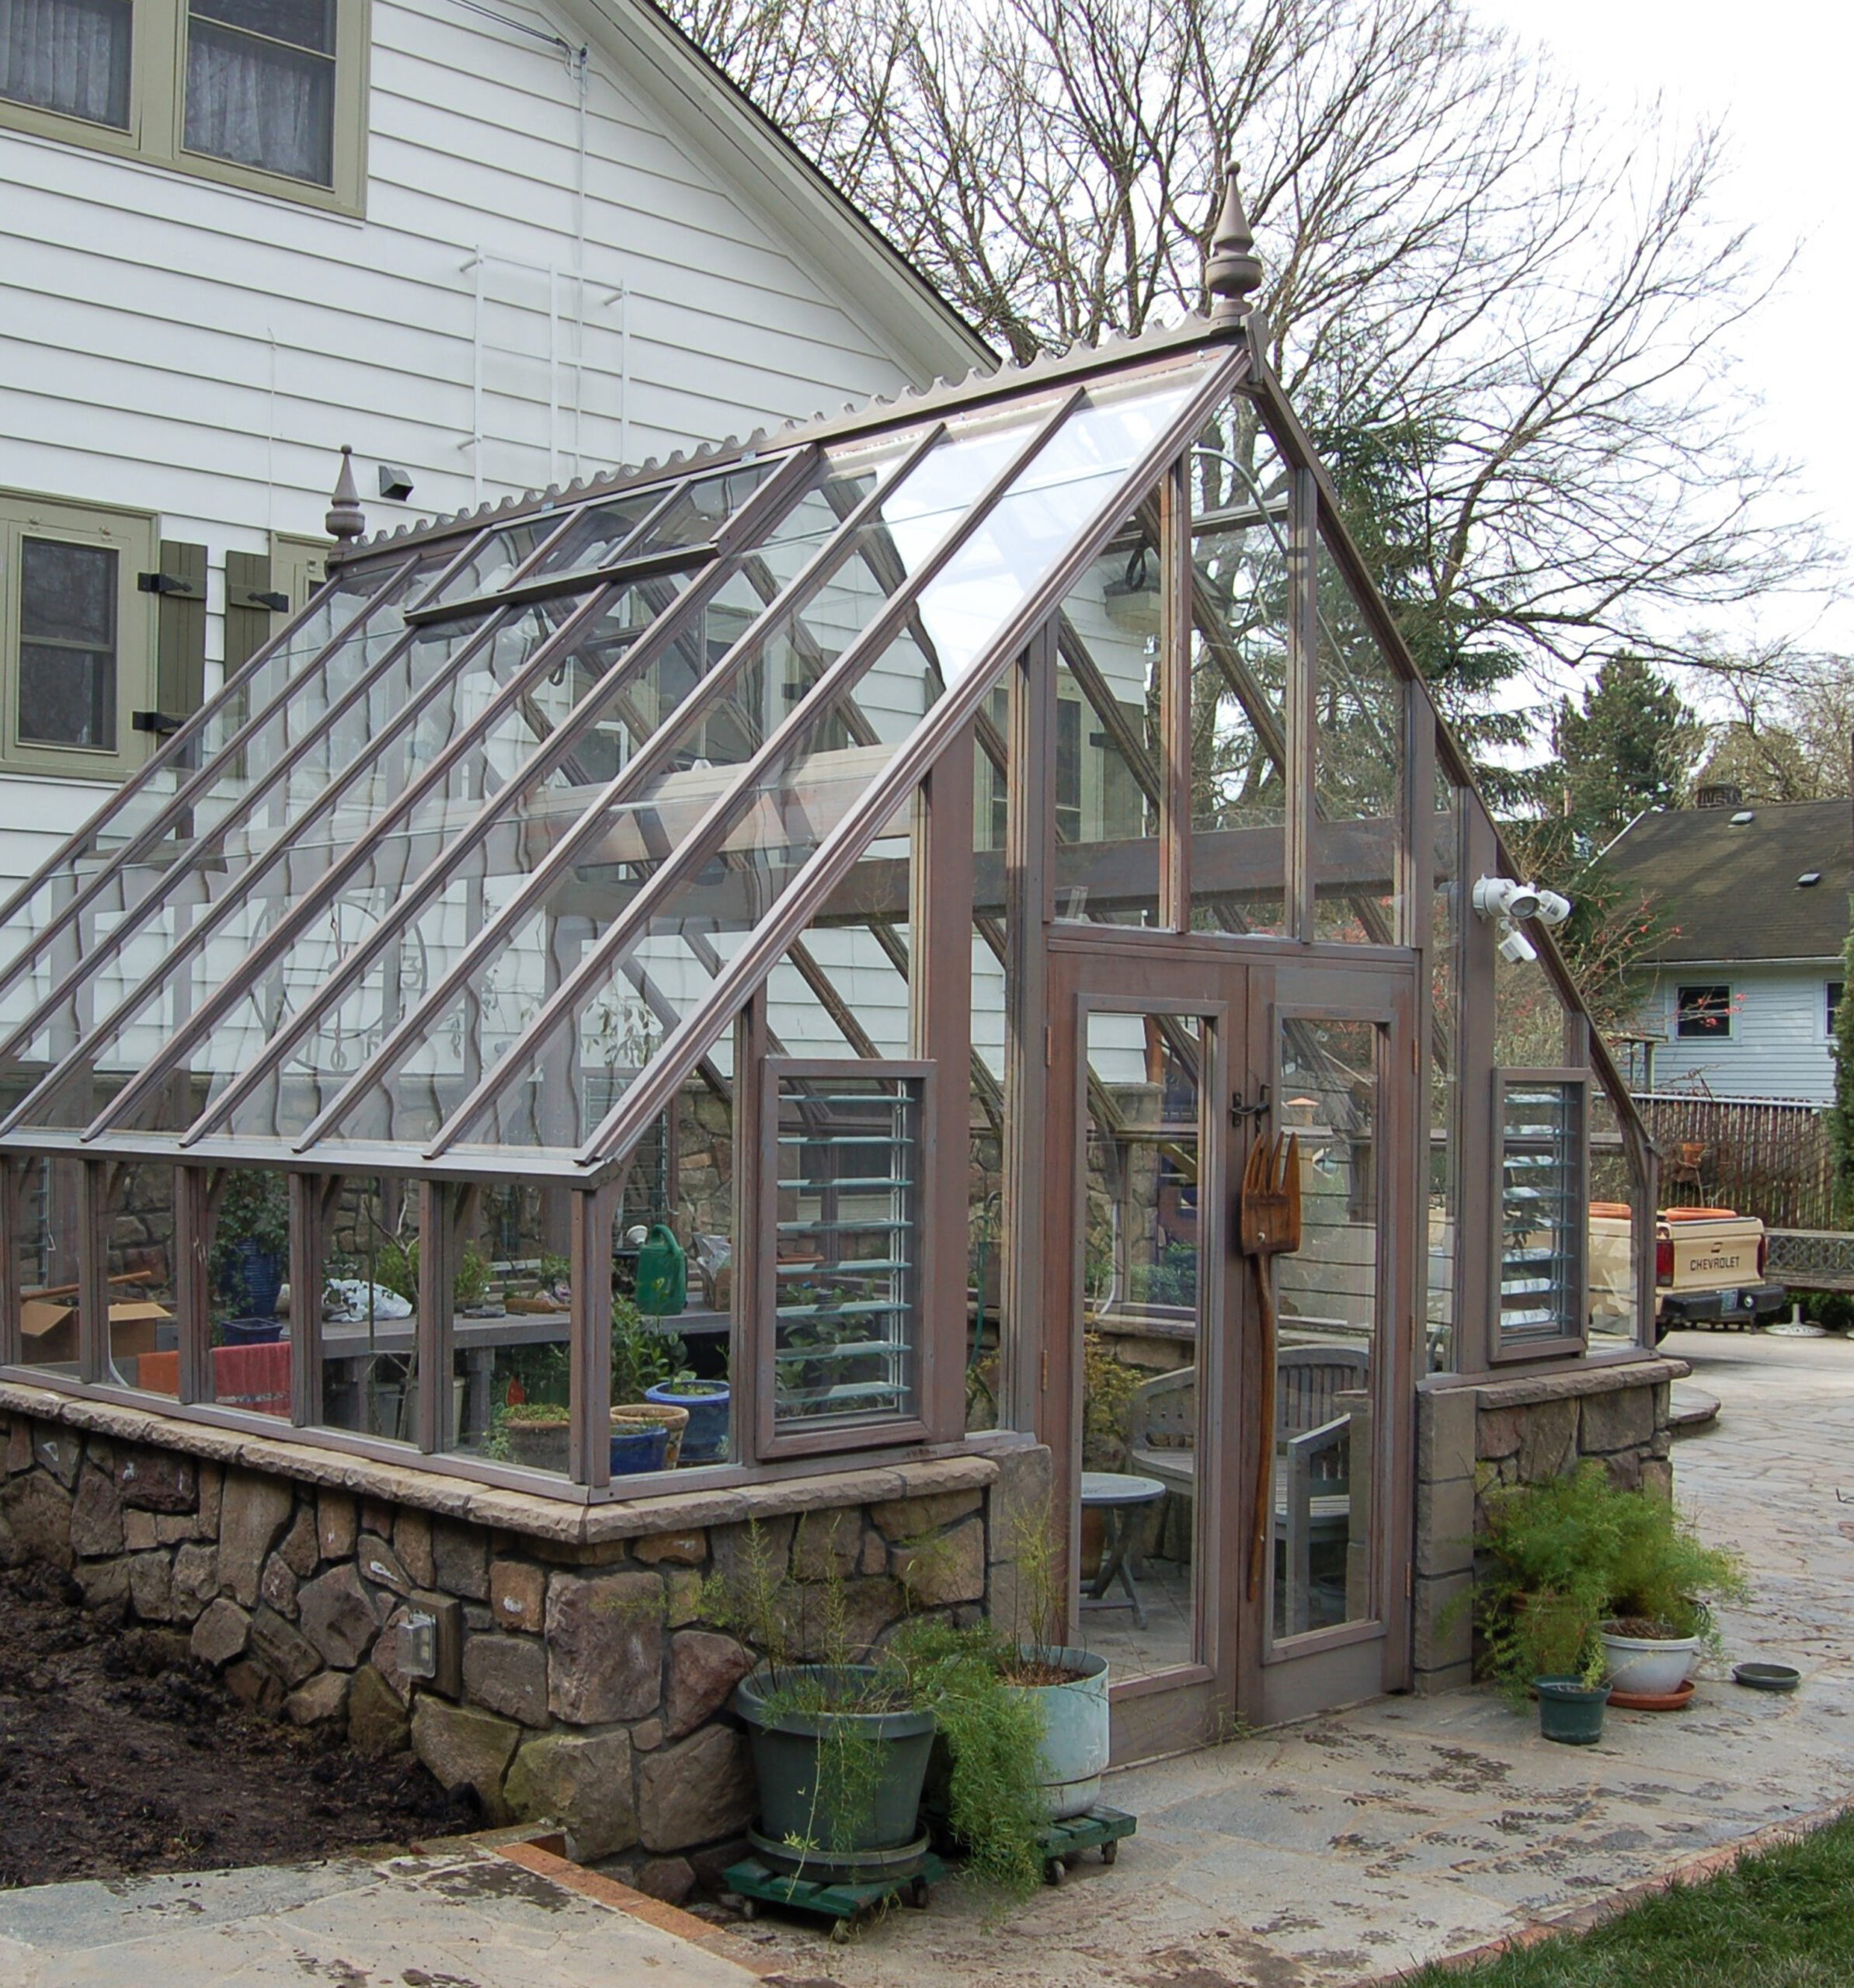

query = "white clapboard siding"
[[0, 0, 979, 886], [1635, 962, 1839, 1104]]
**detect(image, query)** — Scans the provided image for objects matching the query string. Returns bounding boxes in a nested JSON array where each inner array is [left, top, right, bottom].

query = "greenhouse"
[[0, 186, 1679, 1762]]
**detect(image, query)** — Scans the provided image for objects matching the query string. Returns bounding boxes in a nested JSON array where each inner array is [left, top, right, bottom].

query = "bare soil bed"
[[0, 1561, 471, 1888]]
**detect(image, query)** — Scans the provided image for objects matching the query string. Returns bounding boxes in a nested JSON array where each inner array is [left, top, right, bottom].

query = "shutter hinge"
[[137, 571, 204, 600], [232, 588, 291, 613], [131, 710, 184, 736]]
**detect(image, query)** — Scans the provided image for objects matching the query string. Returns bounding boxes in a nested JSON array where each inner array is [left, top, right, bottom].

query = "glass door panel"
[[1272, 1015, 1382, 1640], [1077, 1009, 1205, 1680]]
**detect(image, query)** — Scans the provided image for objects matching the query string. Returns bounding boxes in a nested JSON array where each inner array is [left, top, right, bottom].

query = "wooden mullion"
[[1286, 467, 1319, 942], [569, 1183, 616, 1488], [0, 1162, 18, 1369], [1004, 627, 1055, 1430], [1160, 455, 1191, 930], [288, 1170, 326, 1427], [734, 996, 767, 1465], [174, 1166, 213, 1404], [77, 1160, 110, 1386], [916, 718, 975, 1442], [1458, 805, 1499, 1377]]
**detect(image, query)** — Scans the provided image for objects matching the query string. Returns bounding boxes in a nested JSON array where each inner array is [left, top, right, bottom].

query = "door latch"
[[1231, 1083, 1270, 1125]]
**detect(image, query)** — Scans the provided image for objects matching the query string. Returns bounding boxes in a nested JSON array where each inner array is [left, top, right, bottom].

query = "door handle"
[[1231, 1083, 1270, 1125]]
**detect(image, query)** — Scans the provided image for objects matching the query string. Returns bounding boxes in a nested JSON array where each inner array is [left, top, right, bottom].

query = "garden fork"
[[1240, 1131, 1301, 1601]]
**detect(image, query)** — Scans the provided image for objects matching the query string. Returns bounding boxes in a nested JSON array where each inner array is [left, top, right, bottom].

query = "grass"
[[1393, 1811, 1854, 1987]]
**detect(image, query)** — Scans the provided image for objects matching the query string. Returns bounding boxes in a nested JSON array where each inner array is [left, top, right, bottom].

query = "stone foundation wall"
[[1411, 1356, 1689, 1694], [0, 1387, 1043, 1897]]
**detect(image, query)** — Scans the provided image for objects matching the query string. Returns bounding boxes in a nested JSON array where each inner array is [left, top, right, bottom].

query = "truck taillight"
[[1758, 1233, 1769, 1277], [1656, 1236, 1673, 1285]]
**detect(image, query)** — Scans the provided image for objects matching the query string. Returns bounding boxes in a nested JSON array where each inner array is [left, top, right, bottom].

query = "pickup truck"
[[1588, 1204, 1786, 1343]]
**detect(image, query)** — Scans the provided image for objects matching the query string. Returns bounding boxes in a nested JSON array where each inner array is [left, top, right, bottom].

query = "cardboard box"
[[20, 1297, 170, 1368]]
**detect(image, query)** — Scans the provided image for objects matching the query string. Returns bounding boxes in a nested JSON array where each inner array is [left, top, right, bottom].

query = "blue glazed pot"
[[609, 1425, 670, 1475], [230, 1240, 283, 1319], [645, 1380, 730, 1464]]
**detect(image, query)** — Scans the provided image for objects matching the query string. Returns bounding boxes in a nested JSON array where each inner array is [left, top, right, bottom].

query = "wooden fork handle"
[[1247, 1250, 1277, 1603]]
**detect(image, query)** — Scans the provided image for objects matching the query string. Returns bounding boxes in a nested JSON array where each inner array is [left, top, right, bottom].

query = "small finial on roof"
[[1205, 164, 1263, 319], [325, 444, 365, 542]]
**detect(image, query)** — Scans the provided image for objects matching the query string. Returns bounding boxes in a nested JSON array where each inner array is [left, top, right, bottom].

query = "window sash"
[[0, 0, 131, 128]]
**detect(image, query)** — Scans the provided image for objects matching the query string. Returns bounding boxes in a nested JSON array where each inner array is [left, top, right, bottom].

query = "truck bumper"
[[1657, 1282, 1788, 1328]]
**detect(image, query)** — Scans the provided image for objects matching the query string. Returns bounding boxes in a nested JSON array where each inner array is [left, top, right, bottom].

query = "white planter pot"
[[1008, 1646, 1109, 1820], [1601, 1624, 1701, 1695]]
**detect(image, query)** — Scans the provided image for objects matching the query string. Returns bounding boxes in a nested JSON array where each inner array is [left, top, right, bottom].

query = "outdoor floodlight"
[[1497, 926, 1539, 965], [1532, 889, 1573, 928], [1472, 875, 1543, 923]]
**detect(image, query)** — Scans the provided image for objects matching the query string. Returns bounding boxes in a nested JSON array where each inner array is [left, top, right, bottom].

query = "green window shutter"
[[224, 549, 290, 677], [151, 539, 207, 723]]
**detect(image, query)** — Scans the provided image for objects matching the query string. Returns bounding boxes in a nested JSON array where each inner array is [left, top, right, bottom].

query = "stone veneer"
[[0, 1381, 1049, 1898], [1411, 1355, 1691, 1694]]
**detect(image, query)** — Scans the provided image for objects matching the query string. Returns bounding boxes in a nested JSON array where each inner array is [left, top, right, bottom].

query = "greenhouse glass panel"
[[1188, 415, 1290, 937], [61, 595, 617, 1137], [447, 363, 1214, 1159], [6, 604, 538, 1133], [1312, 536, 1406, 944], [214, 465, 889, 1140], [0, 552, 422, 1034]]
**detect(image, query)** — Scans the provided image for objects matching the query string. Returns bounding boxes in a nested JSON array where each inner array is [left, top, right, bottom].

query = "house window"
[[0, 492, 156, 778], [1829, 982, 1844, 1037], [0, 0, 367, 213], [1675, 985, 1733, 1040], [1, 0, 132, 127]]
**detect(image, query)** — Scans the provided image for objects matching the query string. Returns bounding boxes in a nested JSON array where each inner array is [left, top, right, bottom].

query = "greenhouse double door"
[[1042, 931, 1417, 1757]]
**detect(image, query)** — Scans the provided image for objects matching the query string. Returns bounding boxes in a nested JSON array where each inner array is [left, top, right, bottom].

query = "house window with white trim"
[[1828, 981, 1843, 1037]]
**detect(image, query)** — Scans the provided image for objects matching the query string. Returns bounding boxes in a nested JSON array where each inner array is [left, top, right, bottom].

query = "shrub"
[[1470, 1461, 1748, 1696]]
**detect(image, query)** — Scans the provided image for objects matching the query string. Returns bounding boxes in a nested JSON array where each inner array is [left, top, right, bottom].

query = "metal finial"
[[1205, 165, 1263, 318], [325, 444, 365, 543]]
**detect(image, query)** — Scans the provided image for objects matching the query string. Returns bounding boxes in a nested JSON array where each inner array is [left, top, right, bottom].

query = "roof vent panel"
[[1798, 871, 1823, 887], [1730, 809, 1755, 825]]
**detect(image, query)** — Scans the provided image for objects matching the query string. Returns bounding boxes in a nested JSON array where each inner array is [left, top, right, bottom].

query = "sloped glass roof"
[[0, 329, 1247, 1177]]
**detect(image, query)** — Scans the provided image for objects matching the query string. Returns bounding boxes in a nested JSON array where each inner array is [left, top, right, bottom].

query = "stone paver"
[[0, 1844, 766, 1988], [732, 1328, 1854, 1986]]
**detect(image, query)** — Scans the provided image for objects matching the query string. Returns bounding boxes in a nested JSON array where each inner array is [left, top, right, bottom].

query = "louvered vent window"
[[766, 1062, 930, 1447], [1496, 1072, 1586, 1347]]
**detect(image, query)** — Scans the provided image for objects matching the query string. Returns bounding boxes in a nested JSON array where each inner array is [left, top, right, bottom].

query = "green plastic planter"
[[1536, 1675, 1610, 1745], [734, 1664, 936, 1882]]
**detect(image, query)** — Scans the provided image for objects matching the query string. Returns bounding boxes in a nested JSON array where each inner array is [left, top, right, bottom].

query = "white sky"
[[1470, 0, 1854, 675]]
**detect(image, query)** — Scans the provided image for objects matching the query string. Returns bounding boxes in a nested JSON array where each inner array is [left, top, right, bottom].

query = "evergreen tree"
[[1829, 918, 1854, 1223], [1553, 656, 1706, 843]]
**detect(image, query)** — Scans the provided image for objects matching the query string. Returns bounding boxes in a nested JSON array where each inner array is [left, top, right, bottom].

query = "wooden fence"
[[1633, 1093, 1835, 1232]]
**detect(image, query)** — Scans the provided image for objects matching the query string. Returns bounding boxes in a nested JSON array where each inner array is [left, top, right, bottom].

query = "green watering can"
[[634, 1223, 687, 1315]]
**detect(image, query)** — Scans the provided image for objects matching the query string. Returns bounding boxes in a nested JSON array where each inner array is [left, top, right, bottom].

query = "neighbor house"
[[0, 0, 986, 889], [1602, 795, 1853, 1104]]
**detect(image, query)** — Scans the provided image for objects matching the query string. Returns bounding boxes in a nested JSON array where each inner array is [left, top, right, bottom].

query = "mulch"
[[0, 1559, 473, 1889]]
